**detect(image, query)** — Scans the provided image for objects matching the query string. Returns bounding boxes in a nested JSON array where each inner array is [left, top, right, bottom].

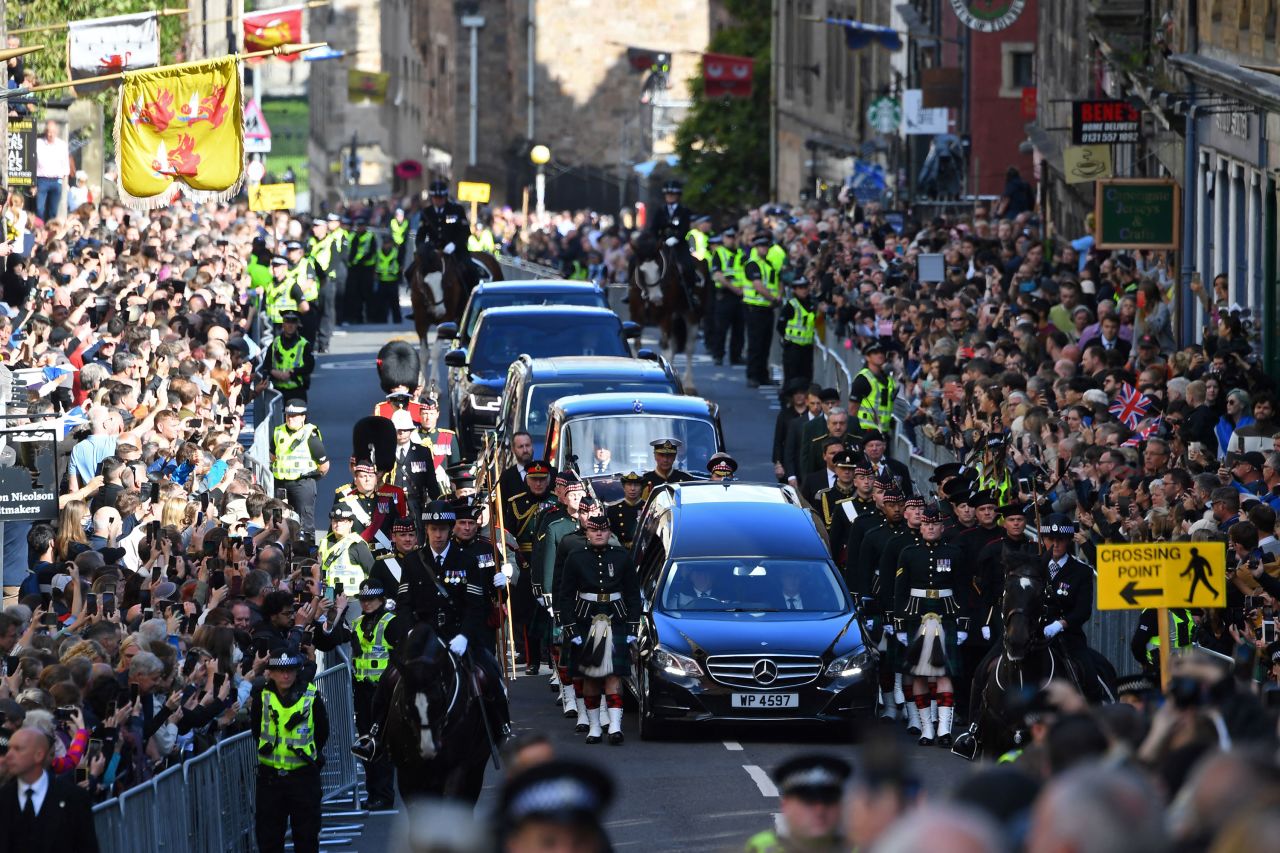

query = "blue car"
[[627, 481, 878, 739]]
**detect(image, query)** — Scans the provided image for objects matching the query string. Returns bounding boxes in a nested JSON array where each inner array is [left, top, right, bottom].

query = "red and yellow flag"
[[116, 57, 244, 206], [243, 5, 305, 62]]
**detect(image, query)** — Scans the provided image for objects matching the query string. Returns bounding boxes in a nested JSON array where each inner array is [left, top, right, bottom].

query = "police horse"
[[628, 233, 711, 395], [383, 622, 498, 804], [409, 236, 502, 389]]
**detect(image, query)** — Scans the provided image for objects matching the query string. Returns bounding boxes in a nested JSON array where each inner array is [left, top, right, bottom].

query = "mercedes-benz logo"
[[753, 659, 778, 685]]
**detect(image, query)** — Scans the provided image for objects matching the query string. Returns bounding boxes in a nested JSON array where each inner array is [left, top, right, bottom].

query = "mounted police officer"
[[606, 471, 645, 550], [271, 399, 329, 541], [417, 179, 478, 292], [643, 180, 699, 306], [893, 503, 969, 747], [558, 514, 640, 744], [252, 652, 328, 853], [257, 309, 314, 403], [1040, 514, 1107, 702]]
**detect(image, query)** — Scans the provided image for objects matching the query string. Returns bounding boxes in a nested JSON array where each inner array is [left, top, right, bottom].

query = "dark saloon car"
[[444, 305, 641, 457], [627, 481, 877, 739], [435, 280, 609, 347]]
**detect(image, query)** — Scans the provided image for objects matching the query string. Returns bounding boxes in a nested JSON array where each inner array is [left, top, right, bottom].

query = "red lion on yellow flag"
[[116, 57, 243, 207]]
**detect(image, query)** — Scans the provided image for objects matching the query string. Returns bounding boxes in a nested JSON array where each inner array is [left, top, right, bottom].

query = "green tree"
[[673, 0, 771, 214]]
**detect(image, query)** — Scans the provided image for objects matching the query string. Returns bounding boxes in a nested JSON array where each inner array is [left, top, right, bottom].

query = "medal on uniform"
[[938, 558, 951, 573], [608, 562, 615, 578]]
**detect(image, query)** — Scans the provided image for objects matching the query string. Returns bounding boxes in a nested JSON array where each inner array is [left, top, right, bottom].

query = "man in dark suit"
[[388, 410, 441, 537], [800, 437, 845, 507], [0, 727, 99, 853], [861, 428, 913, 495], [497, 430, 536, 528]]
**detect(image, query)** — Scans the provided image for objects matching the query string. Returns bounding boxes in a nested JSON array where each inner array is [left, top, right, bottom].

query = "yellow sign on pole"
[[1096, 542, 1227, 610], [457, 181, 492, 204], [1063, 144, 1113, 184], [248, 183, 297, 212]]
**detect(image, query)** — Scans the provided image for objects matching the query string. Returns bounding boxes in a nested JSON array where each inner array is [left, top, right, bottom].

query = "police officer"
[[318, 506, 374, 619], [345, 216, 377, 324], [307, 219, 337, 353], [497, 760, 615, 853], [777, 276, 816, 393], [742, 233, 782, 388], [388, 409, 442, 534], [417, 179, 477, 291], [744, 755, 851, 853], [335, 458, 409, 552], [347, 579, 405, 810], [419, 396, 460, 496], [286, 240, 321, 344], [708, 228, 745, 366], [1131, 606, 1193, 680], [850, 341, 895, 439], [257, 310, 315, 402], [1040, 514, 1104, 701], [388, 206, 411, 265], [373, 234, 402, 324], [327, 213, 351, 328], [814, 450, 860, 560], [893, 503, 969, 746], [262, 254, 310, 342], [606, 471, 645, 550], [706, 452, 738, 481], [270, 399, 329, 541], [640, 438, 695, 498], [252, 652, 328, 853], [558, 513, 640, 744]]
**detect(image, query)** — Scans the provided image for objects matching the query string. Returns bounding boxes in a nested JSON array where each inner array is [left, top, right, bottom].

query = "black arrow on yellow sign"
[[1120, 581, 1163, 607]]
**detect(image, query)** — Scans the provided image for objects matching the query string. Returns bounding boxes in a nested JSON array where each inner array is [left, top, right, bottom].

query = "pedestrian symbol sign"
[[1096, 542, 1227, 610], [243, 98, 272, 154]]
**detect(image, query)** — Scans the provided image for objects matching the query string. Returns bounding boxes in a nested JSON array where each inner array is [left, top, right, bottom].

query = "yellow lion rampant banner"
[[116, 56, 244, 207]]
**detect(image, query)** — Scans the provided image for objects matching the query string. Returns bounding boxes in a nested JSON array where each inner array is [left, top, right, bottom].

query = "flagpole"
[[7, 1, 331, 37], [26, 42, 328, 94], [0, 45, 45, 63]]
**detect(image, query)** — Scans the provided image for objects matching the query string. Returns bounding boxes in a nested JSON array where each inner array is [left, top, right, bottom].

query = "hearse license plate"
[[731, 692, 798, 709]]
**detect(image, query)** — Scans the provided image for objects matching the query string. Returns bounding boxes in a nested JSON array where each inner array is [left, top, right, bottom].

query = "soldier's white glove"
[[956, 631, 968, 645], [1043, 621, 1064, 639], [449, 634, 468, 656], [664, 236, 678, 247], [571, 636, 583, 646], [443, 242, 456, 255], [896, 632, 908, 645], [492, 571, 508, 588], [626, 635, 637, 644], [981, 626, 991, 642]]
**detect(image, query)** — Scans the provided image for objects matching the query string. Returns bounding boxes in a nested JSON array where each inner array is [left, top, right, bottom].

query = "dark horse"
[[628, 234, 711, 394], [409, 238, 502, 389], [969, 552, 1073, 760], [384, 622, 496, 804]]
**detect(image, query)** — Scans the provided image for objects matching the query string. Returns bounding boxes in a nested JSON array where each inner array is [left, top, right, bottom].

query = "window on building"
[[999, 42, 1035, 98]]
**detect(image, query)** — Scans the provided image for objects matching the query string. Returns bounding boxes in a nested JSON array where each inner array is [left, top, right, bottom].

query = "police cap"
[[358, 579, 386, 599], [422, 500, 457, 524], [284, 399, 308, 415], [498, 760, 614, 831], [773, 755, 851, 802]]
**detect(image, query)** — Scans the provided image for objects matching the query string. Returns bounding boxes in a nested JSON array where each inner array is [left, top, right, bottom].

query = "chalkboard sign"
[[1094, 179, 1179, 250]]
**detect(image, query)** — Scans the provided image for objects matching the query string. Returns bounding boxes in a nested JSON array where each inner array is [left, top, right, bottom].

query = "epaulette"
[[506, 491, 528, 503]]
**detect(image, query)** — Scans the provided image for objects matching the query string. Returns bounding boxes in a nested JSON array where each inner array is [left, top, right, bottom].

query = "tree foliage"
[[673, 0, 771, 215]]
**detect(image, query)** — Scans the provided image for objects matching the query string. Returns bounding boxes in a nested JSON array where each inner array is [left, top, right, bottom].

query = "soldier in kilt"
[[893, 503, 969, 747], [558, 515, 640, 745]]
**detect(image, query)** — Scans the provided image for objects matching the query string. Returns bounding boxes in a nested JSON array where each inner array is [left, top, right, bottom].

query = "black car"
[[435, 280, 610, 347], [444, 305, 641, 457], [628, 481, 877, 739]]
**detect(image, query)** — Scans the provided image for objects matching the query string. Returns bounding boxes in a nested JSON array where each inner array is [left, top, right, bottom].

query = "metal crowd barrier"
[[497, 256, 562, 280], [315, 663, 360, 806], [92, 729, 257, 853]]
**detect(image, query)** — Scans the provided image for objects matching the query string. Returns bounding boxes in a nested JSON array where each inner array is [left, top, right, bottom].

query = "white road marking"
[[744, 764, 779, 797], [723, 740, 743, 751]]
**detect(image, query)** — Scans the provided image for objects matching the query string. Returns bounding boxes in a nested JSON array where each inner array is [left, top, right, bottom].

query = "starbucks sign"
[[948, 0, 1027, 32], [867, 97, 901, 135]]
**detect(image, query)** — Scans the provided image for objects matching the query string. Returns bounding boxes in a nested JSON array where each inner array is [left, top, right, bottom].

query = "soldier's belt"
[[578, 592, 622, 602], [909, 588, 953, 599]]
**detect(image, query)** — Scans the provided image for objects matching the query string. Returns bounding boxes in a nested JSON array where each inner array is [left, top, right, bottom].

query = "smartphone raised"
[[212, 673, 227, 692], [129, 683, 140, 704], [102, 592, 115, 616], [85, 593, 97, 616], [149, 481, 160, 504]]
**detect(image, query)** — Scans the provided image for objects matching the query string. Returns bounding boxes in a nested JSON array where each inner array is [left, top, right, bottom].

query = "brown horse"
[[409, 238, 501, 389], [628, 239, 710, 394]]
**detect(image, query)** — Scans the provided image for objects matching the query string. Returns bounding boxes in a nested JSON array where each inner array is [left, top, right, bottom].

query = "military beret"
[[998, 502, 1029, 518], [971, 490, 998, 509]]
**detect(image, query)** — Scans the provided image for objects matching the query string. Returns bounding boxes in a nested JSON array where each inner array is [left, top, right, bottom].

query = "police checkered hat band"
[[267, 653, 301, 668], [358, 581, 385, 598], [509, 778, 601, 821], [422, 501, 457, 523], [779, 766, 844, 792], [1040, 513, 1074, 536]]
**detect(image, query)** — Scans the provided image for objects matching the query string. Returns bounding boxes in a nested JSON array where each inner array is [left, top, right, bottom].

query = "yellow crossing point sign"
[[457, 181, 491, 203], [249, 182, 297, 212], [1096, 542, 1227, 610]]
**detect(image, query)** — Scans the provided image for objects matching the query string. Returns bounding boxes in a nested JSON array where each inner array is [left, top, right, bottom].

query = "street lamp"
[[530, 144, 550, 219]]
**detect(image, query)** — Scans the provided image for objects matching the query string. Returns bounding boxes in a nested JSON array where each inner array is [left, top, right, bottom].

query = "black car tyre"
[[637, 670, 669, 742]]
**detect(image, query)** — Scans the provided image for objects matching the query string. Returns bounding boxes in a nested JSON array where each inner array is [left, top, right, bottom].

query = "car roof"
[[471, 281, 604, 296], [522, 357, 673, 382], [658, 482, 830, 560], [550, 392, 715, 418], [476, 304, 620, 322]]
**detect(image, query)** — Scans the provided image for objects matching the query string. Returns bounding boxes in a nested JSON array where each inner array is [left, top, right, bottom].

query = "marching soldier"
[[814, 450, 860, 560], [855, 487, 912, 726], [706, 452, 738, 481], [606, 471, 645, 550], [640, 438, 695, 499], [419, 396, 460, 496], [893, 503, 969, 747], [318, 506, 374, 621], [744, 755, 850, 853], [742, 232, 782, 389], [347, 579, 406, 810], [372, 340, 426, 424], [256, 309, 315, 402], [535, 475, 587, 717], [252, 652, 328, 853], [270, 399, 329, 541], [452, 500, 509, 657], [558, 514, 640, 745], [345, 215, 377, 324], [842, 473, 889, 592], [508, 460, 556, 675], [388, 409, 442, 535], [941, 479, 979, 542], [335, 458, 409, 553]]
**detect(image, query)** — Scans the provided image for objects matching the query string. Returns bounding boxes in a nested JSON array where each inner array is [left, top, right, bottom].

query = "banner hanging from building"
[[116, 57, 244, 207], [348, 69, 390, 103], [702, 53, 754, 98], [67, 12, 160, 93], [243, 4, 305, 61]]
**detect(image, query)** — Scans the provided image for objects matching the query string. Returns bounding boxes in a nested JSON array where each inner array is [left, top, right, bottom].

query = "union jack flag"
[[1123, 417, 1163, 447], [1109, 382, 1151, 428]]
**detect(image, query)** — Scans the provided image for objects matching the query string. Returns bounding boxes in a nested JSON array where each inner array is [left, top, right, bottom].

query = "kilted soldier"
[[893, 503, 969, 747], [557, 514, 640, 745]]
